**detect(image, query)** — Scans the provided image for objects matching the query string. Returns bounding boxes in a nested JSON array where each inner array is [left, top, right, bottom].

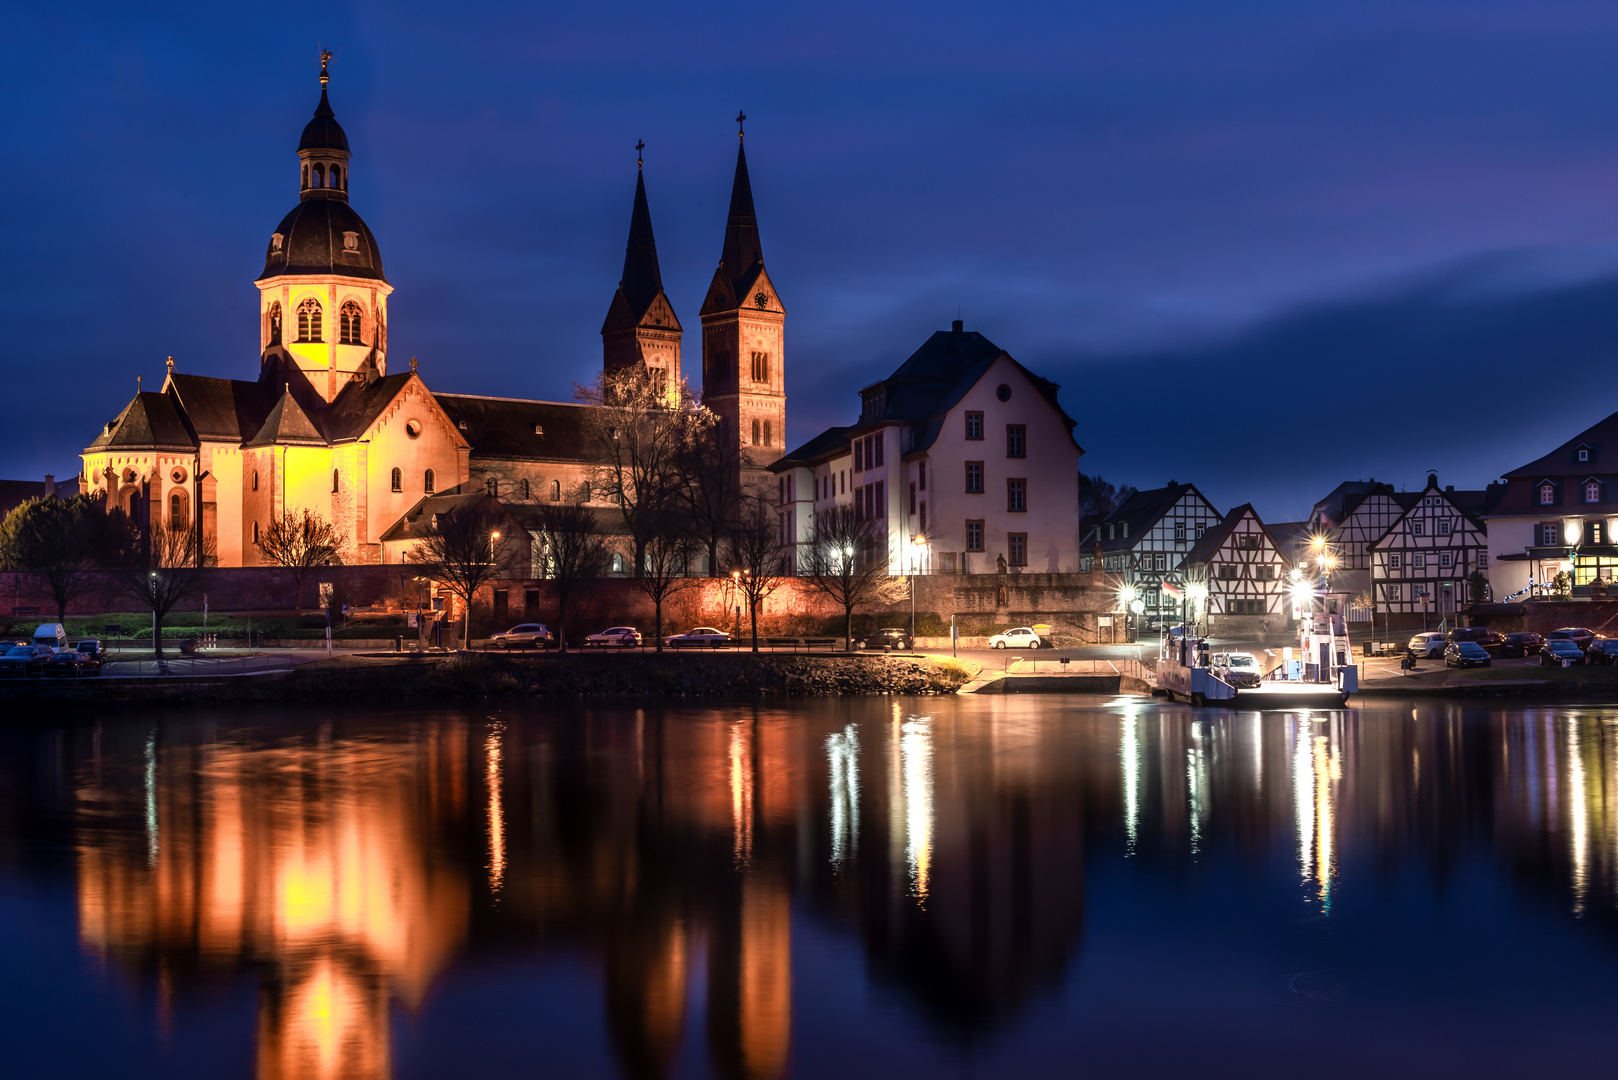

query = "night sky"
[[8, 1, 1618, 523]]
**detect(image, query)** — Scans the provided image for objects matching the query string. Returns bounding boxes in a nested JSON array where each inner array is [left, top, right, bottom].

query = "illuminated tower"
[[601, 142, 683, 398], [700, 114, 785, 491], [256, 52, 392, 404]]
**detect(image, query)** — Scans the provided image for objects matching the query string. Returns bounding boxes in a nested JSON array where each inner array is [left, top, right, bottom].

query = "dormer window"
[[1586, 480, 1602, 503], [1540, 482, 1556, 506], [1579, 448, 1590, 462], [342, 231, 359, 252], [270, 233, 284, 253]]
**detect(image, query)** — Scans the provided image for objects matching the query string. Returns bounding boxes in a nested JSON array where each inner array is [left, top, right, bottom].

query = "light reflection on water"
[[8, 697, 1618, 1077]]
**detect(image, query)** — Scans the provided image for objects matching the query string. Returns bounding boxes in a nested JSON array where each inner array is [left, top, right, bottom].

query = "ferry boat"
[[1155, 613, 1357, 708]]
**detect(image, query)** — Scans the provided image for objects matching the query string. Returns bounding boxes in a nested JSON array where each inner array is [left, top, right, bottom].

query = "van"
[[32, 623, 66, 649]]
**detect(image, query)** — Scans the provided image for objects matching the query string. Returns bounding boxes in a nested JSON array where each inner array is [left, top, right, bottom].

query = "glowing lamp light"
[[1311, 535, 1326, 551]]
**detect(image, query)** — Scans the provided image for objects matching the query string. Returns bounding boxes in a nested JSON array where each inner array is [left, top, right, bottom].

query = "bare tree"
[[575, 368, 695, 575], [724, 497, 788, 652], [800, 505, 905, 651], [407, 499, 521, 651], [255, 509, 346, 614], [0, 492, 126, 619], [108, 517, 217, 655], [1079, 472, 1137, 540], [632, 525, 700, 652], [530, 503, 610, 653], [677, 406, 745, 574]]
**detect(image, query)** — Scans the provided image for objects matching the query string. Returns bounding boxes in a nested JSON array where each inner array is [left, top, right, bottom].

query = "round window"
[[405, 419, 422, 439], [170, 467, 187, 483], [996, 384, 1011, 402]]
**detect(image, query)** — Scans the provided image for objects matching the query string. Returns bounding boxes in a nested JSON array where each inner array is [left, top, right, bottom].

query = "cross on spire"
[[736, 110, 746, 141], [636, 139, 645, 171]]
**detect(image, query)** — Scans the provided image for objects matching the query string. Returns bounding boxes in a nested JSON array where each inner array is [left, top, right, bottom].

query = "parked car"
[[666, 627, 732, 648], [1407, 632, 1448, 658], [1444, 641, 1493, 669], [1448, 627, 1505, 655], [989, 627, 1043, 649], [1541, 640, 1587, 666], [1500, 632, 1546, 658], [0, 644, 55, 677], [586, 626, 643, 648], [1588, 638, 1618, 665], [490, 623, 552, 649], [1547, 627, 1596, 653], [1213, 651, 1263, 688], [45, 647, 102, 677], [858, 628, 914, 651]]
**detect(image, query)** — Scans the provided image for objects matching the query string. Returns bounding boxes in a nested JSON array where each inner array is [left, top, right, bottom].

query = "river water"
[[1, 696, 1615, 1078]]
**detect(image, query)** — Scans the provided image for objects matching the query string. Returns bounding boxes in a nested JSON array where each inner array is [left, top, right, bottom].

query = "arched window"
[[252, 521, 259, 544], [486, 477, 498, 497], [391, 467, 402, 492], [268, 302, 282, 346], [1540, 483, 1556, 506], [763, 420, 772, 447], [297, 298, 323, 343], [302, 164, 309, 189], [551, 479, 561, 502], [424, 469, 435, 493], [1587, 481, 1602, 503], [340, 300, 363, 344], [332, 469, 340, 494], [521, 478, 530, 499], [313, 163, 325, 188], [330, 165, 342, 189], [169, 491, 188, 528], [252, 470, 259, 491], [751, 419, 761, 446]]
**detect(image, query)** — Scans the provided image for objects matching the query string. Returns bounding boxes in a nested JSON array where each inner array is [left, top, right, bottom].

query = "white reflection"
[[485, 723, 505, 898], [900, 716, 934, 904], [1251, 714, 1263, 793], [144, 730, 158, 871], [826, 724, 861, 868], [1291, 715, 1339, 913], [1568, 715, 1588, 914], [730, 721, 754, 869], [1187, 722, 1206, 856], [1122, 709, 1140, 855]]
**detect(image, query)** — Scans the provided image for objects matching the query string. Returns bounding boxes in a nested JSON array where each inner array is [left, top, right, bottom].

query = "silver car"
[[665, 627, 732, 648], [586, 626, 642, 648], [1407, 632, 1447, 658], [490, 623, 551, 649]]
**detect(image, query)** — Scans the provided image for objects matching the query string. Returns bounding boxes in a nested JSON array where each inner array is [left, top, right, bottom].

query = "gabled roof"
[[433, 393, 596, 462], [1502, 409, 1618, 479], [1368, 476, 1489, 548], [1267, 520, 1312, 559], [378, 492, 525, 544], [772, 426, 854, 471], [1179, 503, 1282, 569], [321, 373, 416, 442], [86, 392, 197, 451], [247, 386, 326, 447], [165, 373, 275, 441], [1082, 482, 1218, 552], [1311, 480, 1397, 528]]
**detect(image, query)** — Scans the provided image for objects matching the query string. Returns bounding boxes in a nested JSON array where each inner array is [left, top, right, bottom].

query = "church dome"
[[258, 199, 386, 282], [299, 88, 350, 152]]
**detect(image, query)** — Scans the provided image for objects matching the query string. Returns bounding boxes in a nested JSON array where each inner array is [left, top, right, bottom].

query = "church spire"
[[618, 144, 664, 318], [718, 118, 763, 291]]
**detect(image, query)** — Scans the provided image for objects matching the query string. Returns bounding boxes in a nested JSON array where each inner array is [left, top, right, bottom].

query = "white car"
[[490, 623, 551, 649], [989, 627, 1042, 649], [586, 626, 642, 647], [665, 627, 732, 648], [1407, 632, 1447, 658]]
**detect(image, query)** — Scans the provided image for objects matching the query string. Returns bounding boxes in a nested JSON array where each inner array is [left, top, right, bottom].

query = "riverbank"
[[0, 652, 979, 705]]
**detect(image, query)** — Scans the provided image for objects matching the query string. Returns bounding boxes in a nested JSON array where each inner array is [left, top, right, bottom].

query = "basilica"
[[79, 61, 788, 567]]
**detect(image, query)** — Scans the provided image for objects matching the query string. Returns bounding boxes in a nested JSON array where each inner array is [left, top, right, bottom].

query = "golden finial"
[[166, 356, 174, 375], [736, 110, 746, 142], [319, 47, 333, 87], [409, 356, 419, 373]]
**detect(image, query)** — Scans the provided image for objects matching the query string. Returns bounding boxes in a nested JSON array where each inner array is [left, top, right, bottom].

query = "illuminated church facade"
[[79, 61, 786, 567]]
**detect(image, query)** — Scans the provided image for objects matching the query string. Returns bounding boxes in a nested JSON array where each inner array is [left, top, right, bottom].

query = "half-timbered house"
[[1369, 475, 1490, 624], [1081, 482, 1223, 621], [1178, 504, 1289, 633], [1307, 482, 1409, 611]]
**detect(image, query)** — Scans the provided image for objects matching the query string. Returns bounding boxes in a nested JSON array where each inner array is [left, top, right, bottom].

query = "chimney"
[[1446, 485, 1454, 493], [43, 474, 54, 497], [951, 319, 963, 333]]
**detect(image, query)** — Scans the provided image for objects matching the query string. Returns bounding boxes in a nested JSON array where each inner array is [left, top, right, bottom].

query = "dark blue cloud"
[[6, 1, 1618, 523]]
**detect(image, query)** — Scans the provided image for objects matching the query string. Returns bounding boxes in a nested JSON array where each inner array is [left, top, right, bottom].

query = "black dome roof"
[[258, 199, 385, 282], [299, 87, 350, 153]]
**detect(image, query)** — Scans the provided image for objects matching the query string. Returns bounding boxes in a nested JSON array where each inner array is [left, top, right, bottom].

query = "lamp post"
[[910, 535, 926, 639], [1119, 585, 1137, 643], [149, 571, 157, 654]]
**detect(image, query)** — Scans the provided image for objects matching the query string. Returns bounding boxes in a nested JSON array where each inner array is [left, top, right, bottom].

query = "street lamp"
[[149, 570, 158, 652], [1119, 585, 1137, 643]]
